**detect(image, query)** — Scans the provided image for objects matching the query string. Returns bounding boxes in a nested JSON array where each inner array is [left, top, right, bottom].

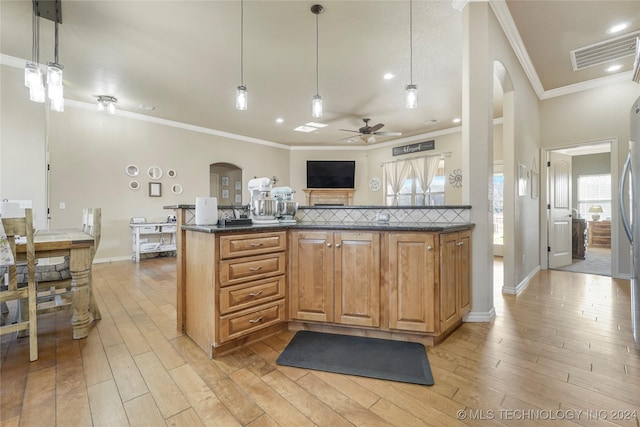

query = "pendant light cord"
[[315, 11, 319, 96], [54, 1, 59, 64], [409, 0, 413, 85], [32, 1, 39, 64], [240, 0, 244, 86]]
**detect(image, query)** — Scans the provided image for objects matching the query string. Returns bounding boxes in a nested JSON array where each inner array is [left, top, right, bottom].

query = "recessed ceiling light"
[[452, 118, 461, 123], [138, 104, 155, 111], [294, 125, 318, 133], [383, 73, 396, 80], [276, 117, 284, 123], [607, 22, 629, 34], [606, 64, 622, 72], [305, 122, 327, 128]]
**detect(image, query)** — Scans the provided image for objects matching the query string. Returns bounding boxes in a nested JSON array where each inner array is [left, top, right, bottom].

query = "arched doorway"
[[210, 162, 243, 205]]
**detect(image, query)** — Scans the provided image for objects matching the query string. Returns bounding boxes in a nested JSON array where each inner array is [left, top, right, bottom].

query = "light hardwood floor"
[[1, 257, 639, 426]]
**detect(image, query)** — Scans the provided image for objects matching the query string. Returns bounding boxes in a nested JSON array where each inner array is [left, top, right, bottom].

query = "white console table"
[[130, 223, 177, 262]]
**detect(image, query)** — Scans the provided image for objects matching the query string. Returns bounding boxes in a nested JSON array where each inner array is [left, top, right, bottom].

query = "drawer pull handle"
[[250, 242, 264, 247], [456, 241, 464, 246], [427, 245, 433, 251], [248, 266, 263, 271], [249, 316, 263, 324], [248, 291, 263, 297]]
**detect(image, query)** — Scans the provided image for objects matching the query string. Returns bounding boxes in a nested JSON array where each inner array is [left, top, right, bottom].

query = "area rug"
[[553, 250, 611, 276], [276, 331, 434, 385]]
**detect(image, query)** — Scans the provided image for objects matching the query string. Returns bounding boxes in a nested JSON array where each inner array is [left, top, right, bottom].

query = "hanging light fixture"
[[25, 0, 45, 103], [405, 0, 418, 109], [97, 96, 117, 114], [46, 0, 64, 112], [235, 0, 247, 110], [311, 4, 324, 118]]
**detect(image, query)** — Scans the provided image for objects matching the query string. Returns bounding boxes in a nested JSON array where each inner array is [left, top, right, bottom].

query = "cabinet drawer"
[[220, 232, 287, 259], [220, 276, 286, 315], [219, 300, 286, 342], [219, 252, 286, 286]]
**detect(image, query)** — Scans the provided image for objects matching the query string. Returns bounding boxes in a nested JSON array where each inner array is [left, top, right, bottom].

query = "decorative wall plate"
[[368, 177, 381, 192], [126, 165, 139, 177], [449, 169, 462, 188]]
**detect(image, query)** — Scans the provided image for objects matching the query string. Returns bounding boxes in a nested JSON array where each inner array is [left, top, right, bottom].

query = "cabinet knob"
[[326, 243, 332, 247], [335, 243, 341, 248], [427, 245, 433, 251], [249, 316, 263, 324]]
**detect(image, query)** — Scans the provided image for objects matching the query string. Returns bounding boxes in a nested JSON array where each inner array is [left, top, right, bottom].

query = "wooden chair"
[[36, 208, 102, 320], [0, 208, 38, 361]]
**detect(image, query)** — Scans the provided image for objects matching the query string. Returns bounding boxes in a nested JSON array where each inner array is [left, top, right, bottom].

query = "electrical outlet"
[[59, 202, 65, 209]]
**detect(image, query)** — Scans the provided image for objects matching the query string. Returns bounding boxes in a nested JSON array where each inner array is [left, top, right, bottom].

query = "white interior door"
[[548, 151, 572, 268]]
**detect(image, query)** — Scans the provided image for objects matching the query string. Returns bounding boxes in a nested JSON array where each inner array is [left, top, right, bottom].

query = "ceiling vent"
[[570, 31, 640, 71]]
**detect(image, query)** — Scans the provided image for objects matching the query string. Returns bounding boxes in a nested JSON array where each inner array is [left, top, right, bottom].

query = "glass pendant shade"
[[47, 63, 63, 87], [50, 93, 64, 112], [312, 94, 323, 118], [24, 62, 42, 88], [29, 82, 45, 103], [405, 84, 418, 109], [236, 85, 248, 110]]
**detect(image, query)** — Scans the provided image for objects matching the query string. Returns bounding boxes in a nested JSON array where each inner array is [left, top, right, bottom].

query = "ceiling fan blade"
[[339, 129, 361, 133], [369, 123, 385, 133], [373, 131, 402, 136]]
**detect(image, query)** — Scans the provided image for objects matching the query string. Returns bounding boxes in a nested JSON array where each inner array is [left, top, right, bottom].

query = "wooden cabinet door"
[[334, 232, 380, 327], [457, 230, 472, 316], [439, 232, 460, 332], [289, 231, 334, 322], [388, 233, 437, 333]]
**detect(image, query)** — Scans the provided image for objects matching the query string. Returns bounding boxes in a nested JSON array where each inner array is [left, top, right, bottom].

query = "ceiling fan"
[[339, 118, 402, 143]]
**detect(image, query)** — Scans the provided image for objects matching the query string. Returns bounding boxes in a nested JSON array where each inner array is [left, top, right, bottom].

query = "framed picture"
[[234, 193, 242, 204], [235, 180, 242, 191], [221, 176, 229, 186], [222, 189, 229, 199], [530, 170, 539, 199], [517, 163, 528, 197], [149, 182, 162, 197]]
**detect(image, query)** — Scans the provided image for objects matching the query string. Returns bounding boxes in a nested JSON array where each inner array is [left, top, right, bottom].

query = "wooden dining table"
[[16, 228, 100, 339]]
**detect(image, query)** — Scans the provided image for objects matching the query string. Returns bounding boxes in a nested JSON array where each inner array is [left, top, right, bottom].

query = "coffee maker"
[[247, 177, 279, 224], [271, 186, 298, 223]]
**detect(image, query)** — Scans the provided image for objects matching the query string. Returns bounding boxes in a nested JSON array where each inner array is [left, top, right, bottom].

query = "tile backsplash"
[[295, 206, 470, 224]]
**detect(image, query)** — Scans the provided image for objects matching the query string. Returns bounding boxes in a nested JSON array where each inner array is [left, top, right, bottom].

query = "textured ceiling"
[[1, 1, 637, 147]]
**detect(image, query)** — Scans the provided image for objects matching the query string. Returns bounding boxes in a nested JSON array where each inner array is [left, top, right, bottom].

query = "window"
[[384, 159, 445, 206], [577, 174, 611, 220]]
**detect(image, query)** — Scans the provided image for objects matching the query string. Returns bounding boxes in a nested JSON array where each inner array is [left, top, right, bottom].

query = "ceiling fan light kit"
[[97, 95, 117, 114]]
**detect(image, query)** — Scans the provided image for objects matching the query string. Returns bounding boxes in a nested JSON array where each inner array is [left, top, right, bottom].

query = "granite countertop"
[[182, 221, 474, 234]]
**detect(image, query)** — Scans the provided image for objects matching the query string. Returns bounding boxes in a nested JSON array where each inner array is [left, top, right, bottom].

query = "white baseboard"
[[502, 265, 540, 295], [463, 307, 496, 322]]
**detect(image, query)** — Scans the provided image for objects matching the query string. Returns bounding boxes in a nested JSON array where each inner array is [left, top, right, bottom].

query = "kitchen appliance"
[[195, 197, 218, 225], [620, 94, 640, 348], [248, 177, 279, 224], [271, 186, 298, 224]]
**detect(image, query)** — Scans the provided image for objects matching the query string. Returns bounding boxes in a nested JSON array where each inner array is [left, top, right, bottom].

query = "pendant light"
[[47, 0, 64, 112], [405, 0, 417, 109], [311, 4, 324, 118], [235, 0, 247, 110], [97, 96, 117, 114], [25, 1, 45, 103]]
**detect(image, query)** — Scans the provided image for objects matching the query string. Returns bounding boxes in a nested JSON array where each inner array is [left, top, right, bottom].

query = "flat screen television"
[[306, 160, 355, 188]]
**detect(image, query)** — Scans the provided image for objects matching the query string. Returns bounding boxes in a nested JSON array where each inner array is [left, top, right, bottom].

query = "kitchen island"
[[167, 204, 474, 358]]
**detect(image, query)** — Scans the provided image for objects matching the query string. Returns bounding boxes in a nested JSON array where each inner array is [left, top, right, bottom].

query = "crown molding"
[[540, 71, 634, 100]]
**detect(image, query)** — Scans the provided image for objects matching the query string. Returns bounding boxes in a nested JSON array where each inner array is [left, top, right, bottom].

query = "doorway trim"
[[541, 138, 621, 278]]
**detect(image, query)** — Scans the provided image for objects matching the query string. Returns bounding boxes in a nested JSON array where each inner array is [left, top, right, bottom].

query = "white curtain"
[[410, 156, 441, 205], [384, 160, 410, 205]]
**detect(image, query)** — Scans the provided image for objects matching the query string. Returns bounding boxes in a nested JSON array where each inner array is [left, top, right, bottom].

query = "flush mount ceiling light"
[[97, 95, 117, 114], [405, 0, 417, 109], [235, 0, 247, 110], [311, 4, 324, 118]]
